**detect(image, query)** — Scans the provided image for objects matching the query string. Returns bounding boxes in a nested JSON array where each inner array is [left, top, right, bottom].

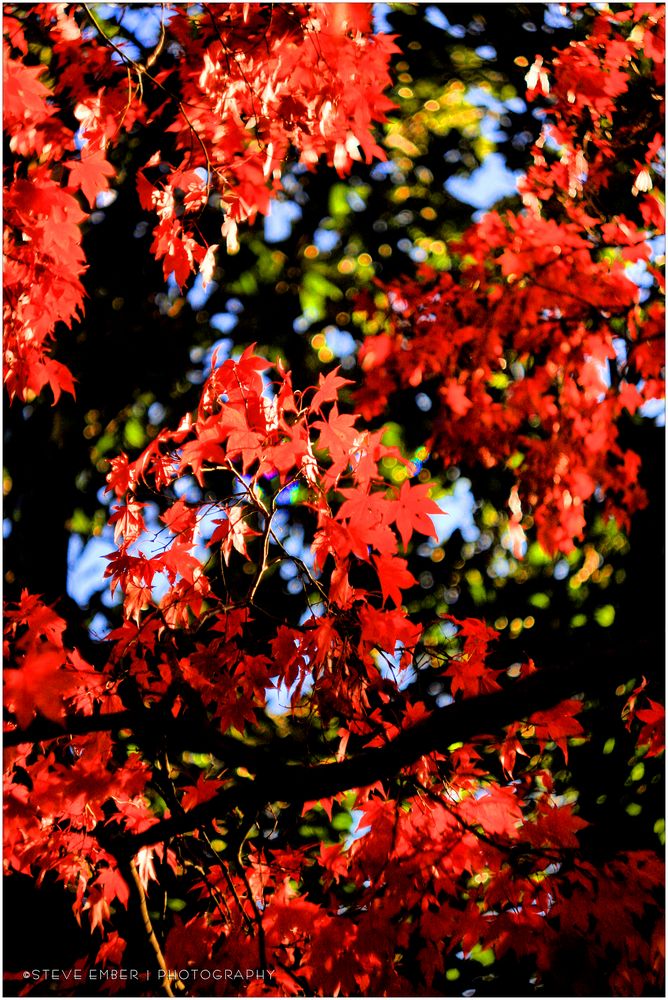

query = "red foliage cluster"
[[355, 4, 664, 554], [2, 4, 665, 997], [4, 350, 664, 995], [3, 3, 395, 402]]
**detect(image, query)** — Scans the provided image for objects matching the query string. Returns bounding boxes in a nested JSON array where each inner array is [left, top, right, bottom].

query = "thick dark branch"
[[4, 711, 135, 746], [121, 644, 645, 852], [4, 708, 297, 773], [7, 641, 657, 858]]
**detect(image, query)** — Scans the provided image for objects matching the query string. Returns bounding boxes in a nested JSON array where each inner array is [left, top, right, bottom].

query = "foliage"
[[4, 2, 394, 402], [2, 4, 665, 998]]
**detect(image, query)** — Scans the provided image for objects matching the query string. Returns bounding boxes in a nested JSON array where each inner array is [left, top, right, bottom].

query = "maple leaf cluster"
[[2, 4, 665, 998], [355, 3, 665, 555], [103, 348, 440, 722], [4, 351, 664, 996], [3, 3, 396, 403]]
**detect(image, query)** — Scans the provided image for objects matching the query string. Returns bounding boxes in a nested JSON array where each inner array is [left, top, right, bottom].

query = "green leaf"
[[594, 604, 615, 627], [470, 944, 495, 967], [331, 811, 352, 831], [70, 508, 91, 534], [329, 183, 352, 217], [529, 592, 550, 609], [124, 417, 146, 449]]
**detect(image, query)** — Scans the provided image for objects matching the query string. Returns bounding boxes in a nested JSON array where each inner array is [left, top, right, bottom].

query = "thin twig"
[[249, 509, 273, 604], [82, 4, 214, 186], [201, 830, 255, 935], [235, 828, 267, 971], [128, 858, 184, 996]]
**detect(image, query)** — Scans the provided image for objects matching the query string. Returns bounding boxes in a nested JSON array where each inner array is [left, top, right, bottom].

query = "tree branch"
[[128, 858, 184, 997], [120, 644, 645, 852], [7, 641, 657, 859], [3, 710, 135, 746]]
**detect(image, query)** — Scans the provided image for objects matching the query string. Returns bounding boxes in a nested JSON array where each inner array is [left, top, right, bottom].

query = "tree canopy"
[[3, 3, 665, 997]]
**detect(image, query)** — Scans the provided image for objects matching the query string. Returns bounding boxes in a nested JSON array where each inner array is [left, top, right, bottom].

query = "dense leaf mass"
[[4, 3, 395, 401], [355, 6, 664, 554], [2, 3, 665, 998]]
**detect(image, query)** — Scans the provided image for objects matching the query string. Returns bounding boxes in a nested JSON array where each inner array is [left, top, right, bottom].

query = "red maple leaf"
[[524, 801, 589, 849], [208, 505, 261, 564], [391, 479, 441, 550], [373, 553, 416, 606], [311, 367, 354, 412], [108, 499, 147, 546], [529, 699, 585, 763], [67, 153, 115, 208], [635, 699, 665, 758], [4, 648, 75, 728]]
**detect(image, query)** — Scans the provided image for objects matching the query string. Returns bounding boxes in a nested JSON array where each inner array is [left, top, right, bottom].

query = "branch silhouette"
[[81, 643, 640, 855]]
